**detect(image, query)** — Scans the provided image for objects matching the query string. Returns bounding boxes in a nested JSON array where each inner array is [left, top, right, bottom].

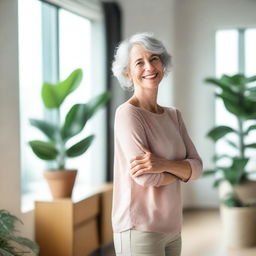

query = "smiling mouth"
[[143, 73, 158, 79]]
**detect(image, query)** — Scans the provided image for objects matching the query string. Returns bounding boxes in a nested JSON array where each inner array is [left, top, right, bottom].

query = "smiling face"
[[127, 44, 164, 90]]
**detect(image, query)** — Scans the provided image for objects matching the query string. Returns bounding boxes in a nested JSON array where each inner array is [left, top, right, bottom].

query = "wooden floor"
[[92, 209, 256, 256], [182, 209, 256, 256]]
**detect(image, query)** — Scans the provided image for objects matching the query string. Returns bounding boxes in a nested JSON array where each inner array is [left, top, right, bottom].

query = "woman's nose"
[[144, 61, 154, 71]]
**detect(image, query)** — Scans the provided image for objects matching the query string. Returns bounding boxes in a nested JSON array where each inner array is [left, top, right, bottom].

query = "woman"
[[111, 33, 203, 256]]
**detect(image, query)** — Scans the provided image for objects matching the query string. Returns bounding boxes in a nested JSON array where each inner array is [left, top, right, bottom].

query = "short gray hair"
[[112, 32, 172, 91]]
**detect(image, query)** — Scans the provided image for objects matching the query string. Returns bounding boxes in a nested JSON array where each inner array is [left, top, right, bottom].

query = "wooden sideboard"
[[35, 183, 113, 256]]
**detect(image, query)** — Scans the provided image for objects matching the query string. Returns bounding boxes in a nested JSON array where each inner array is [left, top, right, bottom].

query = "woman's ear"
[[126, 70, 132, 81]]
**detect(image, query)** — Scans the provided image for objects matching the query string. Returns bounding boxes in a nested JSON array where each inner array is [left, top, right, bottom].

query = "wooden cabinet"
[[35, 183, 113, 256]]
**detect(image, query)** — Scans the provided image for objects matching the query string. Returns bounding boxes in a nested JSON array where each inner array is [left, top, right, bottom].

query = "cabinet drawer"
[[74, 219, 99, 256], [74, 194, 100, 225]]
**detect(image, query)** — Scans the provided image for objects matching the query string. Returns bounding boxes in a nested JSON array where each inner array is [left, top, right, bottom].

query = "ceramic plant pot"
[[220, 205, 256, 248], [44, 169, 77, 199], [234, 180, 256, 203]]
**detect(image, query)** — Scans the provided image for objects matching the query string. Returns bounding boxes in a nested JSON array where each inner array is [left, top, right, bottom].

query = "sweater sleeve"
[[114, 107, 164, 187], [176, 109, 203, 181]]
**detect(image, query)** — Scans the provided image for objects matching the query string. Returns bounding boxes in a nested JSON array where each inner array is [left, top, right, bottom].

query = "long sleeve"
[[176, 109, 203, 181], [112, 103, 186, 233], [114, 107, 164, 187]]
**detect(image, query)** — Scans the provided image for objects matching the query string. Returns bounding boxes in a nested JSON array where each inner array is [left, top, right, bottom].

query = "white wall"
[[0, 0, 34, 239]]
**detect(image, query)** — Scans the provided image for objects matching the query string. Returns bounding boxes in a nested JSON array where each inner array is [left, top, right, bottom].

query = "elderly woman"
[[111, 33, 203, 256]]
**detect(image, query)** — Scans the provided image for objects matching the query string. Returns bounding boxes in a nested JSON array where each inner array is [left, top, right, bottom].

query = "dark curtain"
[[102, 2, 122, 182]]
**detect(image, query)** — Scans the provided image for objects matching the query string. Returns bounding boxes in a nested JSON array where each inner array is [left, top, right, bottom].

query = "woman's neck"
[[128, 92, 163, 114]]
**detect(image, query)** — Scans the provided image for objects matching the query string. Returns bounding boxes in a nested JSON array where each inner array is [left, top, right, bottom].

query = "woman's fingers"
[[130, 157, 148, 169], [130, 162, 148, 175], [130, 153, 147, 163], [131, 167, 150, 177]]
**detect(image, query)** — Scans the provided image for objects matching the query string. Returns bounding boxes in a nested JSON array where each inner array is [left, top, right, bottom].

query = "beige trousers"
[[113, 229, 182, 256]]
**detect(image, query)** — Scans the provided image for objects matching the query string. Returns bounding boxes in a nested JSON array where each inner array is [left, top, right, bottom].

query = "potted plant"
[[204, 73, 256, 248], [28, 68, 110, 198], [0, 209, 39, 255]]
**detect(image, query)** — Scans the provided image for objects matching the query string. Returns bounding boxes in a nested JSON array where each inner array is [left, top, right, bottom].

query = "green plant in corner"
[[0, 210, 39, 256], [28, 68, 111, 170], [204, 73, 256, 207]]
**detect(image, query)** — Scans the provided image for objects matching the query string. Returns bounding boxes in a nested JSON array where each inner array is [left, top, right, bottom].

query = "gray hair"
[[112, 32, 172, 91]]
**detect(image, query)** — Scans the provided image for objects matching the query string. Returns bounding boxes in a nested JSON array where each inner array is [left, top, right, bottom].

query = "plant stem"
[[237, 117, 245, 158], [56, 108, 65, 169]]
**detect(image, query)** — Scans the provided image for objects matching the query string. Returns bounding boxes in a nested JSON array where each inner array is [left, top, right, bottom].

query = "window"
[[18, 0, 106, 212], [215, 28, 256, 175]]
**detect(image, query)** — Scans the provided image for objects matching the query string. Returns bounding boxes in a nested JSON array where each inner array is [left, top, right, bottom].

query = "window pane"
[[216, 30, 238, 77], [215, 30, 239, 168], [18, 0, 48, 211], [245, 29, 256, 77], [215, 29, 256, 176], [59, 9, 106, 187], [19, 2, 106, 212]]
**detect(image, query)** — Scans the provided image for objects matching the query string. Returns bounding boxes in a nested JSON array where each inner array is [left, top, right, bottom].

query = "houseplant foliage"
[[28, 68, 110, 170], [0, 209, 39, 255], [204, 73, 256, 207]]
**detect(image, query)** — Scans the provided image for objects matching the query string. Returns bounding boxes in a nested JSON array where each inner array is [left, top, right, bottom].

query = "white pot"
[[234, 180, 256, 203], [220, 205, 256, 248]]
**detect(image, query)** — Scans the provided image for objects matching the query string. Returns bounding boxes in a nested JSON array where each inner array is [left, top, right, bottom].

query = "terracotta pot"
[[220, 205, 256, 248], [44, 170, 77, 199]]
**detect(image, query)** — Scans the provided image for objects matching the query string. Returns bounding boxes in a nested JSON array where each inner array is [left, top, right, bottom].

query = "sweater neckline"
[[125, 102, 166, 116]]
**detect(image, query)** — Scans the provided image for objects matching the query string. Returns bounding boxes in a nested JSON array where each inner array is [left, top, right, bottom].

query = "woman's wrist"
[[159, 173, 178, 186], [163, 159, 192, 182]]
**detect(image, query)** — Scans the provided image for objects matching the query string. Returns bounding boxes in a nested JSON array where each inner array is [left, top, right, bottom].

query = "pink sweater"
[[112, 102, 203, 233]]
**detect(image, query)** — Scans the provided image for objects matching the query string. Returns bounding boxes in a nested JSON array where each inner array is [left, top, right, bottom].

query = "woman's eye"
[[151, 56, 160, 62], [136, 62, 143, 66]]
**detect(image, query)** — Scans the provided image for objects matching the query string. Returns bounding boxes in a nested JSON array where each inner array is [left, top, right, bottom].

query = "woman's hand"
[[130, 144, 168, 177]]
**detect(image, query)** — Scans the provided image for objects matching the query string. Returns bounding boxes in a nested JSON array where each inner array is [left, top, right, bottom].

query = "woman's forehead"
[[129, 44, 156, 60]]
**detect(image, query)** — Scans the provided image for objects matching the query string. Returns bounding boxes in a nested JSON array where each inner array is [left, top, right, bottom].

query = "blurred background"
[[0, 0, 256, 255]]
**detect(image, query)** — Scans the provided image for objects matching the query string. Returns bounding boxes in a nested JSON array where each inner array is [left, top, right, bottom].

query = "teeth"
[[144, 74, 157, 79]]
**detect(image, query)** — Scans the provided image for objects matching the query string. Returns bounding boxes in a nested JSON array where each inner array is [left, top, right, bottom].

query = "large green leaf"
[[205, 77, 231, 90], [202, 169, 217, 177], [10, 236, 39, 254], [246, 75, 256, 83], [0, 248, 15, 256], [66, 135, 95, 157], [61, 104, 90, 141], [61, 91, 111, 141], [207, 125, 235, 141], [228, 74, 246, 88], [28, 140, 58, 160], [0, 210, 39, 255], [221, 157, 249, 185], [56, 69, 83, 105], [247, 89, 256, 101], [29, 118, 56, 141], [216, 93, 245, 116], [245, 143, 256, 149], [86, 91, 111, 119], [42, 69, 82, 109], [41, 82, 59, 109], [0, 210, 22, 236], [222, 193, 243, 207]]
